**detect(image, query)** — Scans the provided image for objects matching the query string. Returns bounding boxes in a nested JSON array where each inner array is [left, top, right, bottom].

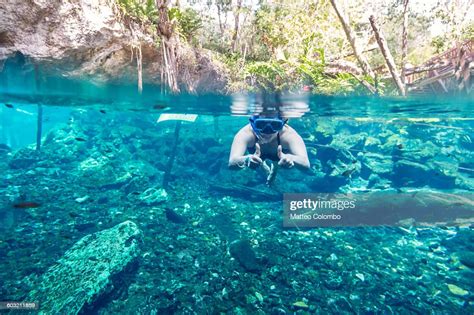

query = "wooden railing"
[[405, 39, 473, 85]]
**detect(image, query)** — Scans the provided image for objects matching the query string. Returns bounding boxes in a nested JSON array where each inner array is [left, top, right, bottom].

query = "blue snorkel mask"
[[249, 114, 288, 138]]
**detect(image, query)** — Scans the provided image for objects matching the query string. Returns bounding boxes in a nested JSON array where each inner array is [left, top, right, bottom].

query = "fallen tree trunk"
[[330, 0, 375, 78], [369, 15, 406, 96]]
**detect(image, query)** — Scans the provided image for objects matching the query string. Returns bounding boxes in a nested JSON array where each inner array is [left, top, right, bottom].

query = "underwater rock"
[[442, 229, 474, 252], [459, 252, 474, 269], [229, 239, 265, 273], [393, 159, 457, 189], [9, 148, 42, 169], [74, 195, 90, 203], [447, 284, 469, 296], [361, 153, 393, 177], [26, 221, 142, 314], [165, 208, 187, 224], [324, 270, 344, 290], [392, 160, 431, 186], [331, 132, 367, 151], [310, 119, 335, 145], [0, 143, 11, 154], [139, 188, 168, 205], [206, 213, 240, 242]]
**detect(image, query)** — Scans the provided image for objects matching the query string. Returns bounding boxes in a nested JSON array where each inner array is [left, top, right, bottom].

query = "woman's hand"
[[277, 145, 295, 168], [247, 143, 263, 168]]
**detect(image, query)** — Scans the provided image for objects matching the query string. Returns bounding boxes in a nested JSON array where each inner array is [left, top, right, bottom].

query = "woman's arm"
[[280, 128, 310, 170], [228, 126, 262, 169]]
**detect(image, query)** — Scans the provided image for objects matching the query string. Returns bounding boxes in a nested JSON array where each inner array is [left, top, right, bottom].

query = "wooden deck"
[[405, 39, 473, 95]]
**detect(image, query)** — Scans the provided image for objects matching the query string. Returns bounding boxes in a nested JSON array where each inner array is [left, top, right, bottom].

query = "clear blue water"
[[1, 57, 474, 313]]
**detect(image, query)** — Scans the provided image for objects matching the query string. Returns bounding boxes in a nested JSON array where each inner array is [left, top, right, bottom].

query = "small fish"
[[165, 208, 187, 224], [342, 169, 355, 177], [4, 103, 13, 108], [75, 137, 87, 142], [396, 143, 404, 149], [99, 109, 106, 114], [153, 104, 168, 110], [13, 202, 41, 208]]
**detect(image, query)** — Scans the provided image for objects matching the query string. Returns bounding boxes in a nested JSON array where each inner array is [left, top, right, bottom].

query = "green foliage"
[[461, 22, 474, 40], [295, 51, 325, 85], [116, 1, 202, 43], [242, 49, 369, 95], [168, 8, 203, 41], [116, 0, 157, 23], [431, 36, 447, 54], [254, 5, 290, 56], [116, 0, 473, 95], [244, 61, 288, 91]]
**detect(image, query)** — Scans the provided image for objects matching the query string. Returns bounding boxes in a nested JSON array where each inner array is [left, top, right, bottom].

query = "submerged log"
[[369, 15, 406, 96], [26, 221, 142, 314]]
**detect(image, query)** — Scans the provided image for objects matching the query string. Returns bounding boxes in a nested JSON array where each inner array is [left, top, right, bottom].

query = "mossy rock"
[[26, 221, 142, 314]]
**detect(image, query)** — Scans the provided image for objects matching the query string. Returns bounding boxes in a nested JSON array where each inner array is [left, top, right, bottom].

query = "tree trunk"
[[136, 43, 143, 94], [349, 73, 377, 94], [400, 0, 409, 87], [369, 15, 406, 96], [231, 0, 242, 52], [156, 0, 173, 39], [216, 2, 224, 38], [329, 0, 374, 78], [155, 0, 179, 93]]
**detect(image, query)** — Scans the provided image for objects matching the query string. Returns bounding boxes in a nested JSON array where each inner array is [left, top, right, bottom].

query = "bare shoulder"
[[280, 125, 302, 143], [234, 124, 255, 143]]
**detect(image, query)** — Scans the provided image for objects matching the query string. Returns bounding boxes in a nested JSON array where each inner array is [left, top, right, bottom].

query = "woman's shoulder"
[[280, 124, 296, 136], [280, 125, 300, 142], [236, 124, 256, 143]]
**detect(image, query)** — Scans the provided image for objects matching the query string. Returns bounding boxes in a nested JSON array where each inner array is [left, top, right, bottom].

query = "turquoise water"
[[1, 58, 474, 313]]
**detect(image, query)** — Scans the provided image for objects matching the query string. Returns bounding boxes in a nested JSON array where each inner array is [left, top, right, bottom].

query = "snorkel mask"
[[249, 114, 288, 138]]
